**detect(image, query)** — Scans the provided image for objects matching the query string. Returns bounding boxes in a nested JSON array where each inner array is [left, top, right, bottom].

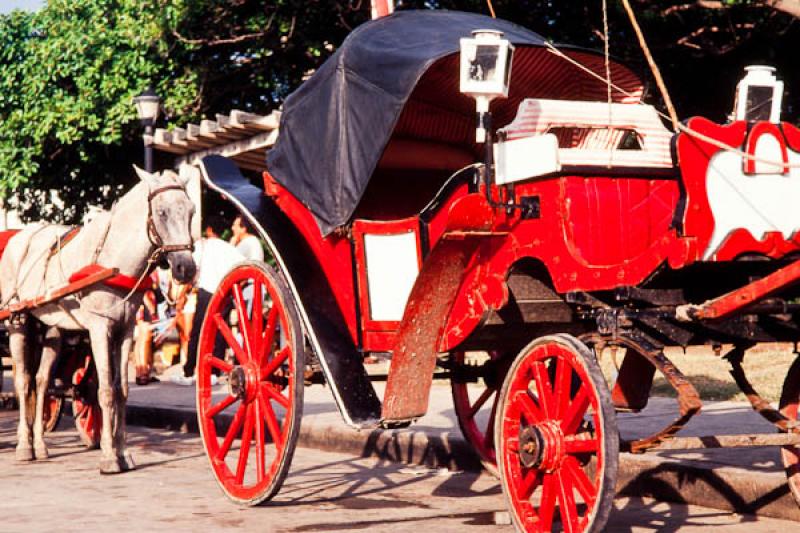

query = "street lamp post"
[[133, 88, 161, 173]]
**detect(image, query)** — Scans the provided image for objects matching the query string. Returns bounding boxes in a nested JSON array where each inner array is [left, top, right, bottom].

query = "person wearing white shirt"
[[230, 215, 264, 262]]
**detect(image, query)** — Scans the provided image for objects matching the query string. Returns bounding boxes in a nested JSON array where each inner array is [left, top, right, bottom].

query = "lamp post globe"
[[133, 88, 161, 172]]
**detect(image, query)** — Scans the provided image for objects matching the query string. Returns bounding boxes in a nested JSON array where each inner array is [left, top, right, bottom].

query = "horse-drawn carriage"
[[188, 9, 800, 531]]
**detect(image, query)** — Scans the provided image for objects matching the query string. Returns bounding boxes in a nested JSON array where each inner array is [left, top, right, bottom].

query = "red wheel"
[[42, 394, 64, 433], [496, 334, 618, 533], [197, 261, 304, 506], [779, 355, 800, 506], [71, 356, 101, 448], [451, 351, 510, 475]]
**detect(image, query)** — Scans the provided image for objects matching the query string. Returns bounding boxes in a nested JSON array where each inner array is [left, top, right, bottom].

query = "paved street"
[[0, 408, 798, 532]]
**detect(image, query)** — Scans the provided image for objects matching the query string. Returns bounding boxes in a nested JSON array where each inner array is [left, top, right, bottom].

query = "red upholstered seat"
[[69, 264, 153, 293], [0, 230, 20, 260]]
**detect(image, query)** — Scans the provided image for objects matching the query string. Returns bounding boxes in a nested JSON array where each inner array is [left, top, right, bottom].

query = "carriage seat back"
[[502, 99, 680, 267], [501, 98, 674, 169]]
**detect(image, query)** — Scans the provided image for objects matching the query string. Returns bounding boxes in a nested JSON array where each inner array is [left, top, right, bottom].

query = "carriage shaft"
[[633, 432, 800, 451]]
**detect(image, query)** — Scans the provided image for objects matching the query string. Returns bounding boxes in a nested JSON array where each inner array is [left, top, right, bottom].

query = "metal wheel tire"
[[197, 261, 304, 506], [779, 355, 800, 506], [496, 334, 619, 532], [451, 351, 509, 476], [71, 356, 101, 449]]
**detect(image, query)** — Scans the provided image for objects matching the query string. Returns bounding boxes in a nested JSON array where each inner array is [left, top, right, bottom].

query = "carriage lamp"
[[460, 29, 514, 144], [734, 66, 783, 123], [134, 88, 161, 172]]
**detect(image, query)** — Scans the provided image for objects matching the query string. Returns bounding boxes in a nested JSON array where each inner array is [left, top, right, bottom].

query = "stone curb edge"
[[126, 404, 800, 522]]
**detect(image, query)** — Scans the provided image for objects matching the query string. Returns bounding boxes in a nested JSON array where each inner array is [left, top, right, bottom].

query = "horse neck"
[[93, 182, 154, 277]]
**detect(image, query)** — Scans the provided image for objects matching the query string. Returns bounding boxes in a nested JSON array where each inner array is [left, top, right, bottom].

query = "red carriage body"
[[195, 10, 800, 531]]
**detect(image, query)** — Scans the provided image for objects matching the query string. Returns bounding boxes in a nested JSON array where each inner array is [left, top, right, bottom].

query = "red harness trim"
[[69, 264, 153, 293]]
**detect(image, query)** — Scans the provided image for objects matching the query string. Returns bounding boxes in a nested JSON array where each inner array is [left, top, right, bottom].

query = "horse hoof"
[[99, 455, 135, 475], [120, 453, 136, 472], [34, 446, 49, 460], [15, 446, 34, 462]]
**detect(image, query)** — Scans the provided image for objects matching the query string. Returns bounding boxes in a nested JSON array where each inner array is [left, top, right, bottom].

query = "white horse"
[[0, 167, 196, 474]]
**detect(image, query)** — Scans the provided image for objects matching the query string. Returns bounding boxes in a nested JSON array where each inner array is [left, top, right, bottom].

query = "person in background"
[[172, 215, 245, 385], [230, 215, 264, 262], [133, 281, 159, 385]]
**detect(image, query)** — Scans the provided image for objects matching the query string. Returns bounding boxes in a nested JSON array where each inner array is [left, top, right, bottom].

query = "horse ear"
[[133, 165, 154, 184]]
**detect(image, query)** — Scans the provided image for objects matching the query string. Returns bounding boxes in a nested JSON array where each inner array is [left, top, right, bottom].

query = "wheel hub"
[[229, 367, 246, 399], [519, 421, 565, 472]]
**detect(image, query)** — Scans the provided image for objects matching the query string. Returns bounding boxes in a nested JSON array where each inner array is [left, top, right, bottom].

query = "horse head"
[[134, 166, 197, 284]]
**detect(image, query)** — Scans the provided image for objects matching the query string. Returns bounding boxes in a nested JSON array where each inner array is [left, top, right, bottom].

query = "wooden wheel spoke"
[[553, 357, 573, 420], [217, 402, 247, 462], [467, 387, 494, 419], [214, 313, 249, 365], [206, 394, 237, 419], [515, 390, 545, 425], [565, 436, 599, 455], [532, 361, 555, 418], [255, 400, 266, 483], [209, 356, 233, 374], [262, 383, 290, 409], [250, 279, 264, 362], [518, 468, 542, 500], [259, 394, 283, 447], [556, 471, 579, 533], [563, 456, 596, 508], [561, 386, 590, 435], [232, 283, 253, 358], [235, 404, 255, 484], [537, 473, 558, 532], [483, 392, 500, 450], [261, 305, 279, 360], [260, 346, 290, 381]]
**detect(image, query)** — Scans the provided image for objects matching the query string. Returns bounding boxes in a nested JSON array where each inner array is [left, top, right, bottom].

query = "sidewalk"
[[122, 370, 800, 522]]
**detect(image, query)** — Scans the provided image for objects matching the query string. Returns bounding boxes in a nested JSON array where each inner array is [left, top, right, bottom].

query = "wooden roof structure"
[[146, 109, 280, 172]]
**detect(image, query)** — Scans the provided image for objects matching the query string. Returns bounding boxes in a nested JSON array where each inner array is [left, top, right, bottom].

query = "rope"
[[486, 0, 496, 18], [602, 0, 613, 167], [619, 0, 680, 132], [543, 42, 800, 169]]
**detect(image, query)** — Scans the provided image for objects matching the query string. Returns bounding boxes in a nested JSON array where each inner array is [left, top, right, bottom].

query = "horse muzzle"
[[166, 250, 196, 284]]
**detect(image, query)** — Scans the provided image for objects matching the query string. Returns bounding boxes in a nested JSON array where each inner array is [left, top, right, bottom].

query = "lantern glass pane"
[[468, 44, 500, 83], [745, 86, 774, 122]]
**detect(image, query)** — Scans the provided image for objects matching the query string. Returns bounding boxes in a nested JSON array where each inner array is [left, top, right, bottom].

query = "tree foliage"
[[0, 0, 797, 222]]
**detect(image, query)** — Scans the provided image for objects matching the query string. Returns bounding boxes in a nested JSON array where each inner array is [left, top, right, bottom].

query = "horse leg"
[[87, 323, 125, 474], [32, 326, 61, 459], [10, 317, 35, 461], [112, 331, 135, 471]]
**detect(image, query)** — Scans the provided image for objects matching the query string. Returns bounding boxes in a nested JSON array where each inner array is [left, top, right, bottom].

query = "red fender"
[[382, 194, 495, 424]]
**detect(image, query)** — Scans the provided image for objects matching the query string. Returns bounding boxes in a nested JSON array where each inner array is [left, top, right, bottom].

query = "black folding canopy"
[[266, 10, 643, 235]]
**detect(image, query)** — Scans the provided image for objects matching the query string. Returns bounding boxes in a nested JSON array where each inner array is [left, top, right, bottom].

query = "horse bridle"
[[146, 184, 195, 257]]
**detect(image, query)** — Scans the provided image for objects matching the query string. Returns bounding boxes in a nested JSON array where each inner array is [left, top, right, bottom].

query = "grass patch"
[[597, 344, 798, 403]]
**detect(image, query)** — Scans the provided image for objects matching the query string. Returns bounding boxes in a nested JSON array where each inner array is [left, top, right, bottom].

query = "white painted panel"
[[494, 133, 561, 185], [363, 231, 420, 322], [704, 139, 800, 259]]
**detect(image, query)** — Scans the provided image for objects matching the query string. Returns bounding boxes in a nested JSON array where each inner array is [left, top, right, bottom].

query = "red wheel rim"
[[71, 356, 101, 448], [779, 356, 800, 505], [43, 394, 63, 433], [451, 351, 505, 473], [498, 338, 614, 532], [197, 263, 302, 505]]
